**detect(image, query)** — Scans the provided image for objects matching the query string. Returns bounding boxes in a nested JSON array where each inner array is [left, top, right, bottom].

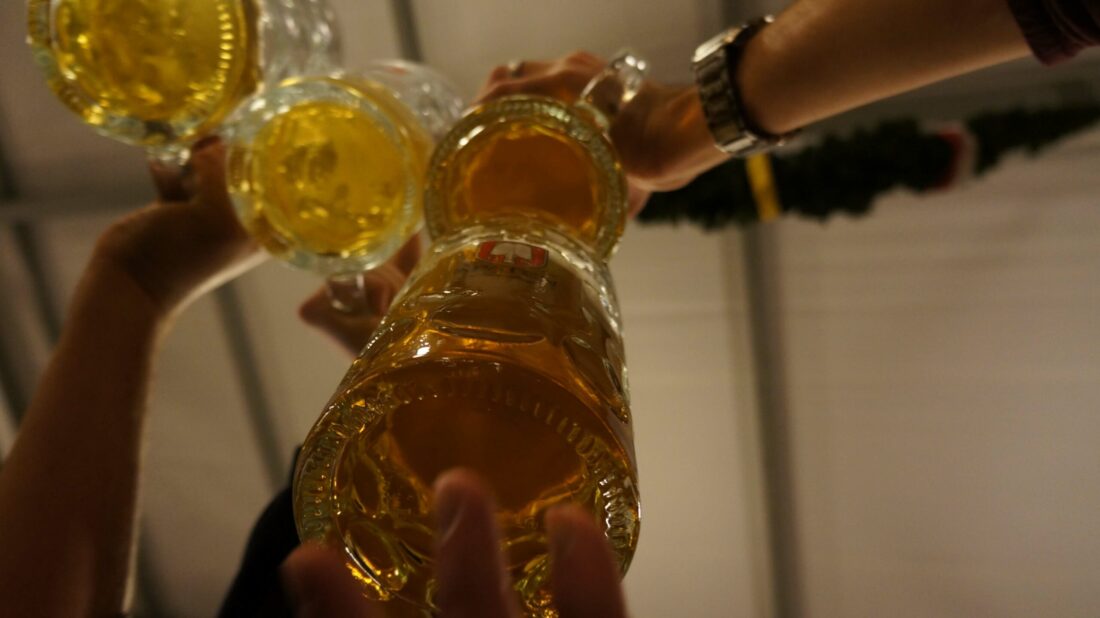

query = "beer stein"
[[26, 0, 340, 162], [223, 61, 463, 297], [294, 53, 647, 616]]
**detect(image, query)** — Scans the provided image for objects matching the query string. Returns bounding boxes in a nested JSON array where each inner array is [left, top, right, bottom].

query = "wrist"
[[735, 0, 1032, 135], [80, 253, 171, 329], [693, 18, 801, 158], [616, 83, 727, 191], [665, 86, 728, 183], [88, 214, 262, 321], [735, 18, 803, 136]]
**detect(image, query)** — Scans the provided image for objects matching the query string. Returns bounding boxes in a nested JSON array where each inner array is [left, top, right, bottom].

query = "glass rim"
[[24, 0, 341, 153], [25, 0, 261, 150], [223, 74, 425, 276], [423, 95, 628, 260]]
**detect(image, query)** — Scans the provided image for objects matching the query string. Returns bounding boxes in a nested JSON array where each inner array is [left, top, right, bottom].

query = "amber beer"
[[428, 97, 628, 257], [296, 225, 637, 611], [295, 55, 646, 615], [226, 76, 434, 273], [26, 0, 337, 153], [225, 64, 463, 275]]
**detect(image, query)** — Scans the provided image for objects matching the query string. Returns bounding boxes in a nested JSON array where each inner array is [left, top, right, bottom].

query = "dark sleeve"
[[217, 485, 298, 618], [1006, 0, 1100, 64]]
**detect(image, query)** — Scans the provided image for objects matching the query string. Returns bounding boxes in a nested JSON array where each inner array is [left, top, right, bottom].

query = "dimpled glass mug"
[[223, 62, 464, 298], [26, 0, 340, 162], [294, 53, 648, 617]]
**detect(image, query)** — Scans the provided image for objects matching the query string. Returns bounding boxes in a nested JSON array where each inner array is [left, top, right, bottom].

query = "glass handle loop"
[[576, 50, 649, 130], [326, 272, 370, 314], [146, 142, 192, 168]]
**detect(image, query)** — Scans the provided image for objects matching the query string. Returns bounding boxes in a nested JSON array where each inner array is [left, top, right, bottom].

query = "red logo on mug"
[[476, 241, 548, 268]]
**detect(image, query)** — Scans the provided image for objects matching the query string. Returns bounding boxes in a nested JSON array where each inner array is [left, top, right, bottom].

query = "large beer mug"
[[223, 61, 463, 294], [294, 53, 646, 616], [25, 0, 339, 161]]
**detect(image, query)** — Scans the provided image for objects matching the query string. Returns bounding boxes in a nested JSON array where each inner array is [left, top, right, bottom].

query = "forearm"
[[634, 0, 1034, 189], [0, 258, 163, 616], [737, 0, 1033, 134], [1009, 0, 1100, 65]]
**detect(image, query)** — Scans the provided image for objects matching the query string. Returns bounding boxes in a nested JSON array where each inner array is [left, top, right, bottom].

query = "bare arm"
[[0, 261, 160, 616], [476, 0, 1037, 201], [0, 141, 260, 616], [739, 0, 1032, 135]]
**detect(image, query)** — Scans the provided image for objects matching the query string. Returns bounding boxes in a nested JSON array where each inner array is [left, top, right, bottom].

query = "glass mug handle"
[[575, 50, 649, 130], [326, 272, 372, 314]]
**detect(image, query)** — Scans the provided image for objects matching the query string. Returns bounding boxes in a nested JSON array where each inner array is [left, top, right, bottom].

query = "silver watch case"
[[692, 16, 796, 157]]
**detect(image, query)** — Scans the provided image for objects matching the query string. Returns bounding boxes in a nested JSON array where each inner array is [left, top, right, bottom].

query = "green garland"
[[637, 103, 1100, 230]]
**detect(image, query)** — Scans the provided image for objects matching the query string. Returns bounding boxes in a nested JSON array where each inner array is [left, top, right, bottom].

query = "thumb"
[[547, 505, 629, 618], [299, 249, 413, 355], [189, 137, 231, 208], [281, 543, 383, 618], [299, 287, 383, 357], [627, 182, 651, 218], [149, 160, 189, 203]]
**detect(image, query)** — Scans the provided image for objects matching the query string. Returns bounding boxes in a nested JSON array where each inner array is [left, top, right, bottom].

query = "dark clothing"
[[217, 478, 298, 617], [1008, 0, 1100, 64]]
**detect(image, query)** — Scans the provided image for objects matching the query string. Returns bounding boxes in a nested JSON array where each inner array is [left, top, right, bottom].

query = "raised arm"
[[738, 0, 1031, 135], [0, 141, 261, 616], [475, 0, 1100, 203]]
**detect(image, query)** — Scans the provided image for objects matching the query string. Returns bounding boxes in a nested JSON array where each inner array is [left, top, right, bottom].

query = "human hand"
[[280, 469, 629, 618], [89, 138, 265, 319], [298, 234, 421, 356], [474, 51, 727, 214]]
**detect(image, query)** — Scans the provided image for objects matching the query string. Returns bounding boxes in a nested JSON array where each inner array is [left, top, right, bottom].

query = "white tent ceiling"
[[1, 1, 1099, 616]]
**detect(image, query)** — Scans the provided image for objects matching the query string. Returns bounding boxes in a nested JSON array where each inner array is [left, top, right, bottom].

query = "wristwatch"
[[692, 17, 798, 157]]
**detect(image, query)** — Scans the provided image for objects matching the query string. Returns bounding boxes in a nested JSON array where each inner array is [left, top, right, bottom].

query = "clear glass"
[[223, 63, 463, 277], [295, 53, 647, 616], [25, 0, 340, 161], [424, 96, 628, 259], [423, 51, 646, 259], [294, 223, 638, 616], [358, 60, 467, 142]]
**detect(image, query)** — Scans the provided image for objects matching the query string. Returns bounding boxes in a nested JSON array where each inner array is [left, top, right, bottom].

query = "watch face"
[[693, 27, 741, 63]]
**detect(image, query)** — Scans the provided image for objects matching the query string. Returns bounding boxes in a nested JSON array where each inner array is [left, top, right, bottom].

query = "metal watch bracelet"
[[692, 16, 799, 157]]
